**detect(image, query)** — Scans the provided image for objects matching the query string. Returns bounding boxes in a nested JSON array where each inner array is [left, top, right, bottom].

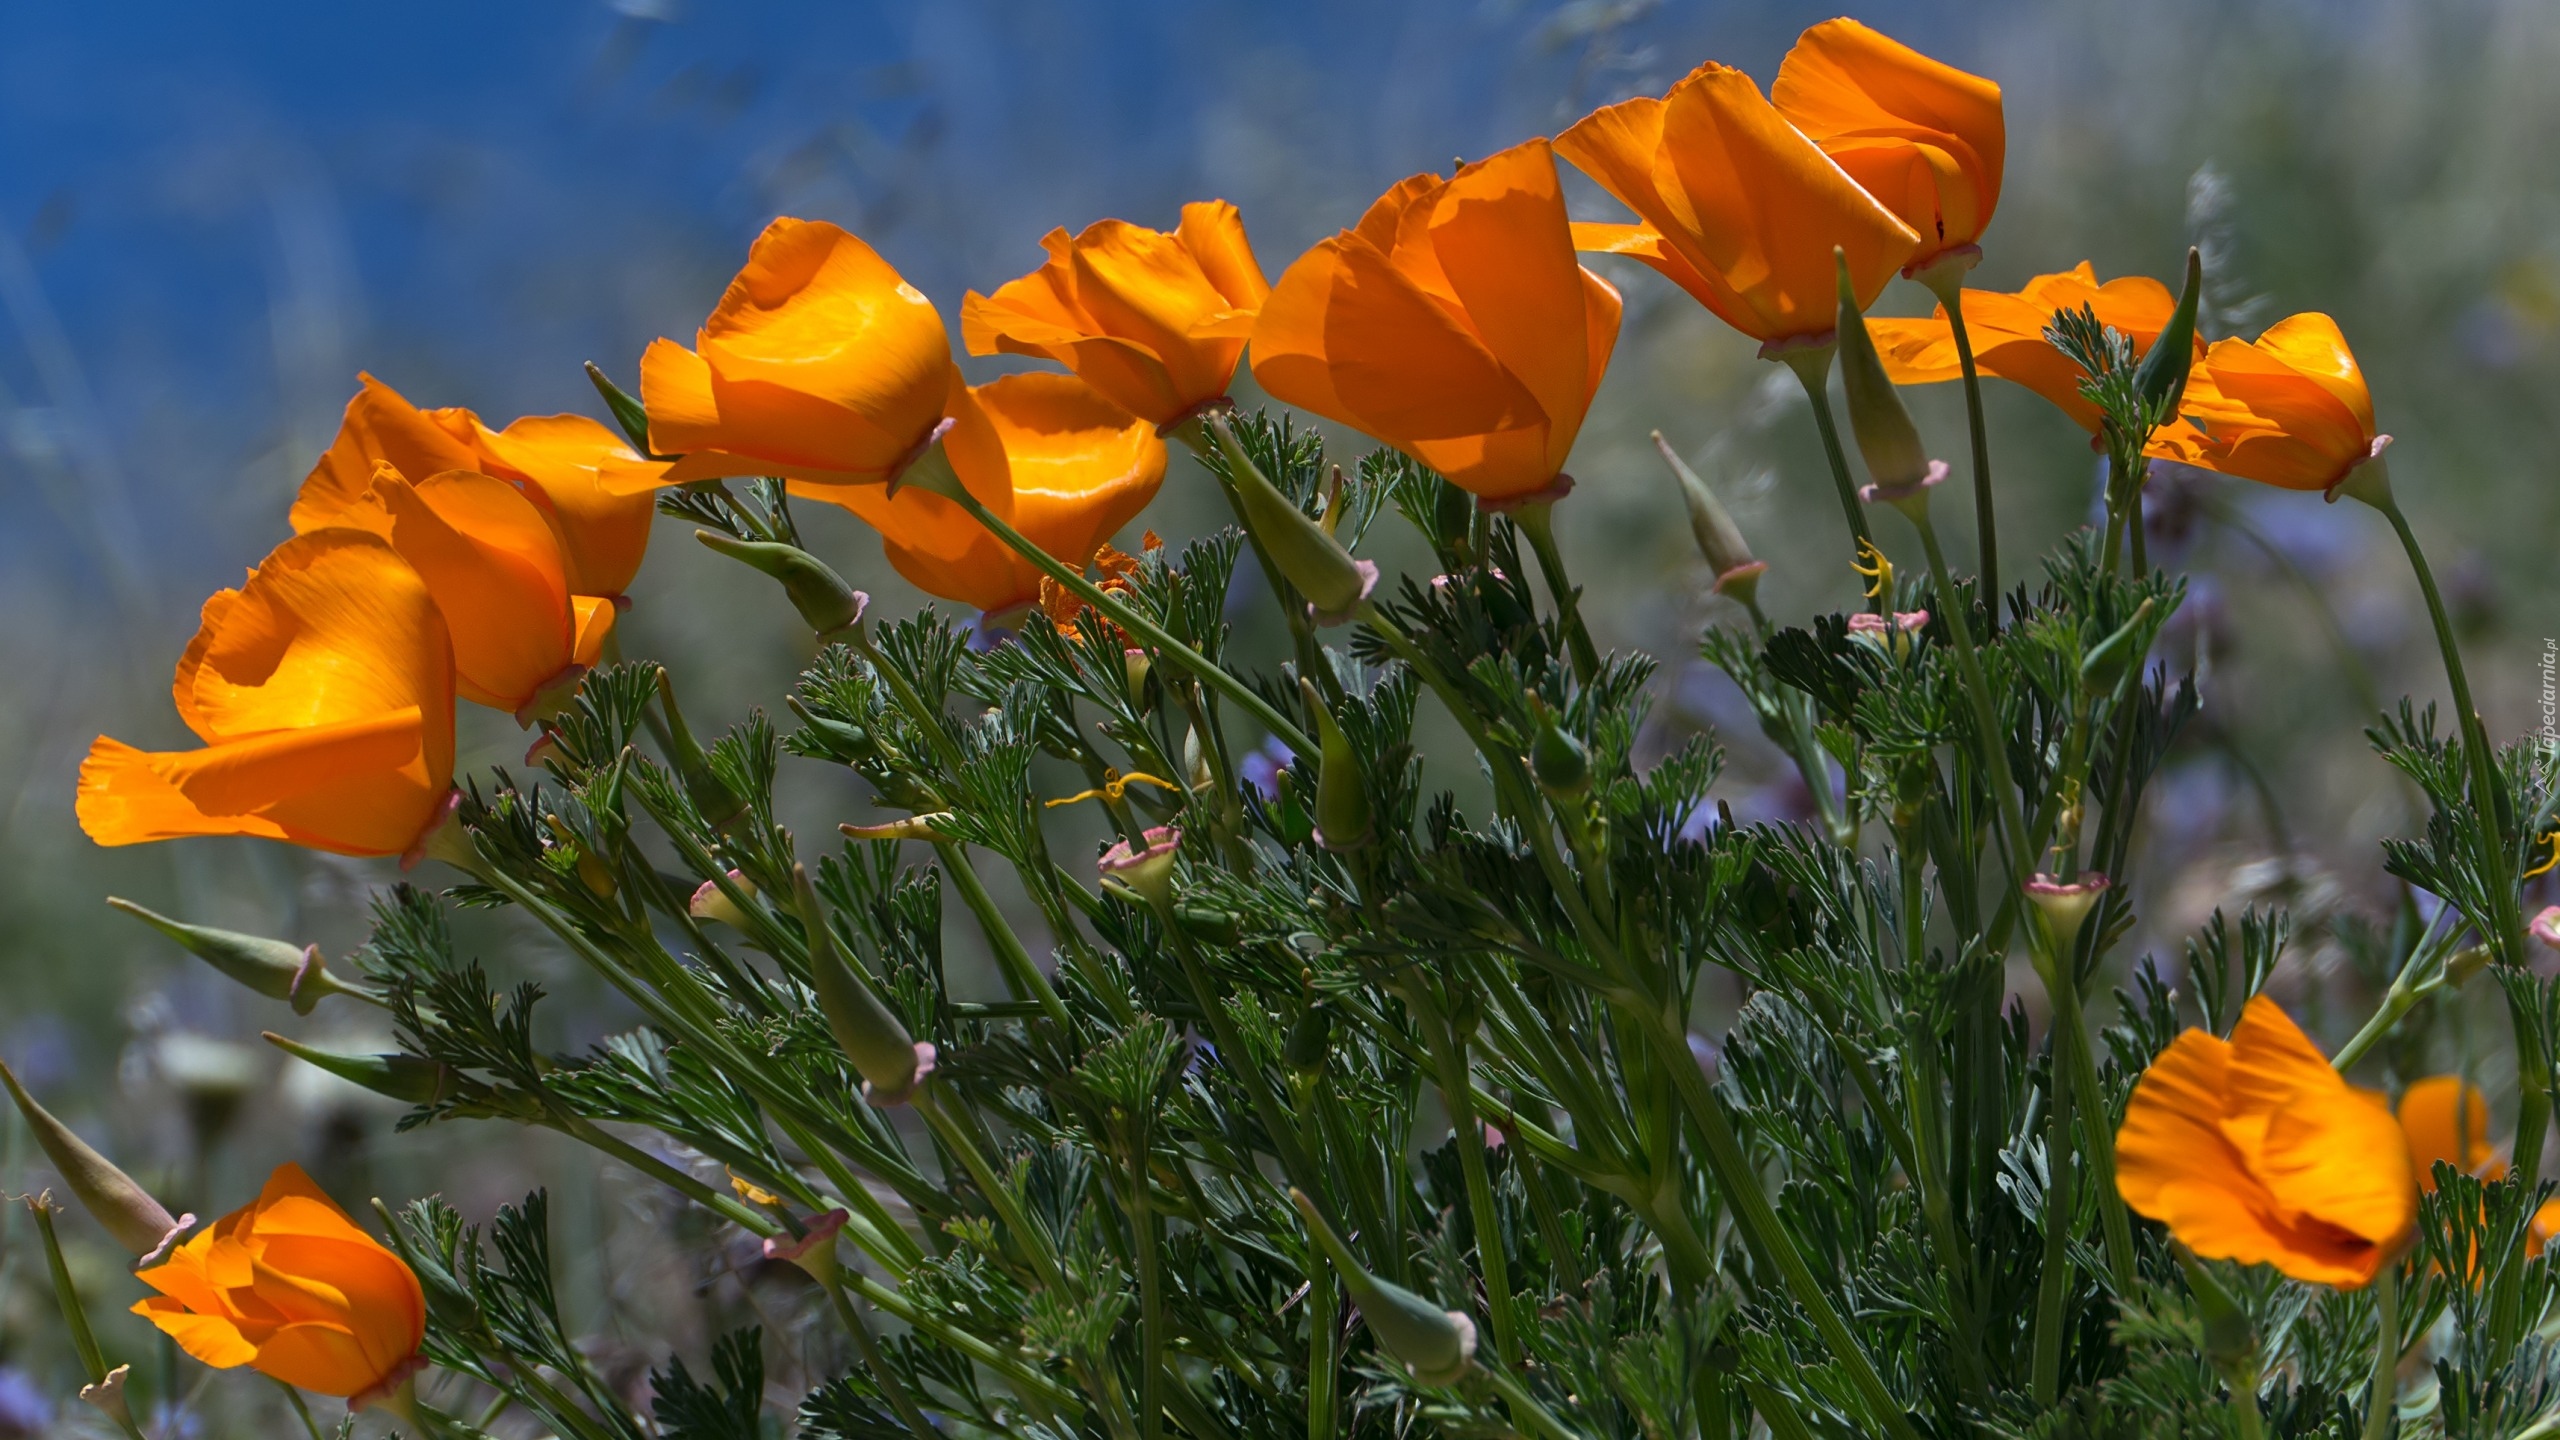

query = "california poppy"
[[1772, 19, 2004, 277], [133, 1163, 427, 1406], [2152, 313, 2386, 492], [335, 467, 613, 719], [616, 217, 958, 491], [1557, 61, 1919, 351], [825, 373, 1166, 618], [1250, 137, 1620, 502], [1867, 263, 2196, 432], [293, 375, 663, 599], [77, 530, 457, 858], [2115, 995, 2416, 1288], [2397, 1075, 2560, 1251], [962, 201, 1270, 429]]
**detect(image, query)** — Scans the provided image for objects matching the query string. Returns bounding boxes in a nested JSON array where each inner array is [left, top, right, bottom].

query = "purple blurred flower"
[[1239, 736, 1293, 799], [0, 1369, 49, 1438]]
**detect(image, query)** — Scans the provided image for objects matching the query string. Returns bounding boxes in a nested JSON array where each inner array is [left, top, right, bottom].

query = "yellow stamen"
[[1045, 770, 1180, 809], [729, 1172, 783, 1207], [2527, 830, 2560, 880], [1852, 538, 1895, 600]]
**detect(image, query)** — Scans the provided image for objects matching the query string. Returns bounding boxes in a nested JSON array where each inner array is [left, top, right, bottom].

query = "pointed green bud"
[[1652, 431, 1766, 606], [1530, 705, 1590, 798], [655, 669, 747, 827], [2134, 247, 2204, 422], [1300, 679, 1373, 852], [1833, 249, 1945, 506], [1288, 1188, 1476, 1386], [0, 1059, 190, 1262], [2078, 598, 2157, 694], [106, 897, 355, 1016], [1284, 1005, 1334, 1077], [694, 531, 868, 638], [584, 361, 658, 456], [1174, 903, 1242, 945], [1212, 418, 1377, 624], [262, 1033, 454, 1106], [792, 864, 931, 1105]]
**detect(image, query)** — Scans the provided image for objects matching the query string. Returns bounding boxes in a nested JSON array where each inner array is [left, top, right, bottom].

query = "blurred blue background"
[[6, 0, 2560, 1430]]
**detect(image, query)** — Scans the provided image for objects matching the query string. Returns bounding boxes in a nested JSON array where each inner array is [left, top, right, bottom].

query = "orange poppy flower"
[[615, 217, 957, 491], [962, 201, 1270, 428], [336, 467, 615, 718], [1556, 61, 1919, 350], [1772, 19, 2004, 274], [133, 1163, 426, 1405], [2397, 1075, 2560, 1251], [825, 373, 1166, 617], [1866, 263, 2199, 432], [77, 530, 457, 858], [2151, 313, 2385, 492], [1250, 137, 1620, 502], [2115, 995, 2416, 1288], [293, 375, 664, 599]]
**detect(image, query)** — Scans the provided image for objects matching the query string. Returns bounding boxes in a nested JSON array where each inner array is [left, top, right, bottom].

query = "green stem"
[[820, 1268, 939, 1440], [277, 1380, 329, 1440], [1513, 500, 1599, 684], [935, 840, 1074, 1032], [1475, 1365, 1582, 1440], [1409, 982, 1523, 1367], [1779, 347, 1875, 567], [1920, 266, 1999, 626], [915, 1085, 1067, 1290], [2363, 1265, 2400, 1440], [2331, 913, 2463, 1073], [912, 460, 1316, 757], [1307, 1263, 1340, 1440], [1131, 1131, 1165, 1440], [2030, 1054, 2075, 1405]]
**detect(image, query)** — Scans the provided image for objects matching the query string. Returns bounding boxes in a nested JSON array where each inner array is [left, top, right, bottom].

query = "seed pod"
[[1285, 1005, 1334, 1077], [1288, 1188, 1476, 1386], [262, 1033, 453, 1106], [2134, 247, 2204, 423], [1834, 249, 1941, 505], [1300, 679, 1373, 852], [1212, 419, 1377, 623], [1652, 431, 1766, 605], [693, 531, 868, 638], [792, 864, 931, 1105], [1530, 706, 1590, 798], [656, 669, 747, 828], [0, 1059, 190, 1261], [106, 898, 353, 1016]]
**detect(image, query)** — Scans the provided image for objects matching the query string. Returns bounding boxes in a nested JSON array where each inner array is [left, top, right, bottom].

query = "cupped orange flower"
[[1250, 137, 1620, 502], [1772, 19, 2004, 272], [618, 217, 957, 491], [2397, 1075, 2560, 1251], [336, 467, 615, 718], [2151, 313, 2384, 492], [2115, 995, 2416, 1288], [1867, 263, 2196, 432], [77, 530, 457, 858], [826, 373, 1166, 617], [293, 375, 664, 599], [133, 1163, 426, 1404], [1556, 61, 1919, 349], [962, 201, 1270, 428]]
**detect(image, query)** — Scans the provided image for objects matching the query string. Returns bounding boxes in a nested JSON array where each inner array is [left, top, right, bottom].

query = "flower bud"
[[1174, 903, 1242, 945], [0, 1059, 191, 1262], [1285, 1005, 1334, 1077], [1123, 647, 1153, 700], [693, 530, 868, 638], [792, 864, 932, 1105], [690, 871, 757, 929], [1288, 1188, 1476, 1386], [2079, 598, 2158, 695], [1833, 249, 1945, 508], [1301, 679, 1373, 852], [656, 669, 747, 828], [840, 814, 955, 843], [1182, 727, 1214, 793], [106, 897, 354, 1016], [1651, 431, 1765, 606], [2024, 873, 2111, 956], [1098, 826, 1182, 908], [584, 360, 657, 454], [1211, 419, 1377, 624], [1530, 706, 1589, 798], [261, 1033, 454, 1106], [2134, 247, 2204, 423]]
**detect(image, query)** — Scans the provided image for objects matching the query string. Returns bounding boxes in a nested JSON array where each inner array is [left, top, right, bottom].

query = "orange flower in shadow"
[[1250, 137, 1619, 502], [336, 467, 614, 719], [963, 201, 1270, 428], [2152, 313, 2386, 492], [825, 373, 1166, 618], [1867, 263, 2196, 432], [2398, 1075, 2560, 1252], [618, 218, 957, 491], [134, 1164, 426, 1404], [293, 374, 664, 599], [2115, 995, 2415, 1288], [77, 531, 456, 857], [1557, 61, 1918, 350], [1772, 18, 2004, 274]]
